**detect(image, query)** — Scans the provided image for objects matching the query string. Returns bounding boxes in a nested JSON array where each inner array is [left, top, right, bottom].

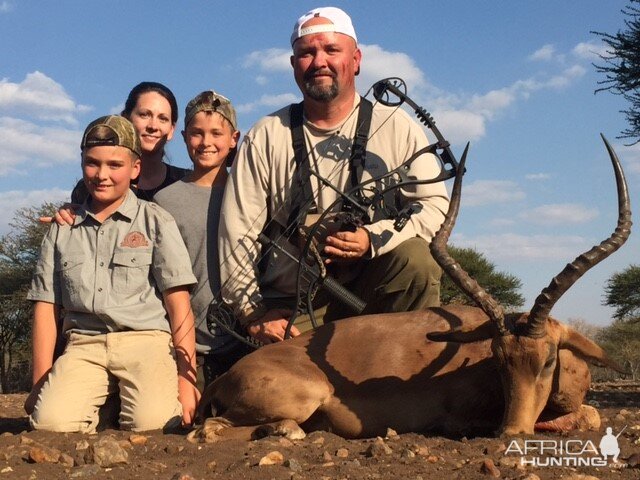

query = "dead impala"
[[189, 136, 630, 442]]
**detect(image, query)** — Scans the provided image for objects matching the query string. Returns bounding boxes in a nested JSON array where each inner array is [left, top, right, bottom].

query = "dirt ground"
[[0, 382, 638, 480]]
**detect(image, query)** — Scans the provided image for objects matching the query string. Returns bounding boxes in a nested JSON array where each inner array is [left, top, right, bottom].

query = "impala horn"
[[430, 144, 508, 336], [525, 135, 632, 338]]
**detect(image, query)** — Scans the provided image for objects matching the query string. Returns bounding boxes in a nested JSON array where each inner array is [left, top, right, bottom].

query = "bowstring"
[[188, 96, 409, 344], [208, 84, 406, 327]]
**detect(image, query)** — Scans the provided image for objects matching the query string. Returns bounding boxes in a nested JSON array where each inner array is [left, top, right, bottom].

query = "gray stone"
[[561, 475, 600, 480], [59, 452, 75, 467], [75, 440, 90, 451], [364, 437, 392, 457], [385, 428, 399, 440], [87, 436, 129, 467], [170, 474, 196, 480], [19, 435, 35, 446], [400, 448, 416, 459], [69, 464, 101, 478], [285, 458, 302, 472]]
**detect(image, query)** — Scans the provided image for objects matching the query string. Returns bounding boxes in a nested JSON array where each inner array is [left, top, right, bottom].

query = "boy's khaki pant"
[[30, 330, 182, 433]]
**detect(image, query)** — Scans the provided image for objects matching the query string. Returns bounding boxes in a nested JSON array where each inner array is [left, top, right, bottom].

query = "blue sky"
[[1, 1, 637, 327]]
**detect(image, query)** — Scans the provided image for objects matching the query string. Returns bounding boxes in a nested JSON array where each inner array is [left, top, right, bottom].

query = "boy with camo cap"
[[26, 115, 199, 433], [155, 90, 250, 386]]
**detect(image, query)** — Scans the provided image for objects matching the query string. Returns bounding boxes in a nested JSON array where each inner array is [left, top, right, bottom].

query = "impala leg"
[[188, 416, 305, 443], [534, 405, 601, 432]]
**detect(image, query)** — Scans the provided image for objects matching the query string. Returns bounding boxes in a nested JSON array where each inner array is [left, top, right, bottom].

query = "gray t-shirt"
[[154, 180, 236, 354]]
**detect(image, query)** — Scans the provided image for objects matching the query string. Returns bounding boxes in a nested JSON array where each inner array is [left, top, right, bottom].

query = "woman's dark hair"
[[121, 81, 178, 125]]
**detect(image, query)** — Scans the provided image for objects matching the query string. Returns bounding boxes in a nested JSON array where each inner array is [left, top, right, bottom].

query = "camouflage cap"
[[81, 115, 142, 157], [184, 90, 237, 131]]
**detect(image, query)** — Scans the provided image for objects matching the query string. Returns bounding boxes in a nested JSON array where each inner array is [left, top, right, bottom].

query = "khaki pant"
[[30, 330, 182, 433], [324, 236, 442, 321]]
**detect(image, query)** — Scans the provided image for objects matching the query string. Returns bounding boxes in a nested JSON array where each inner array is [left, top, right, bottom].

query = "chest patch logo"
[[120, 231, 149, 248]]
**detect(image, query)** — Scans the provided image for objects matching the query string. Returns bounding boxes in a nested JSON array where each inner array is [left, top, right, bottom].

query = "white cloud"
[[519, 203, 599, 225], [544, 65, 587, 89], [0, 117, 80, 176], [242, 44, 429, 98], [0, 71, 90, 124], [468, 89, 516, 120], [434, 109, 486, 144], [421, 59, 586, 146], [619, 142, 640, 175], [489, 218, 516, 228], [0, 188, 70, 235], [109, 102, 124, 115], [525, 173, 550, 181], [529, 44, 557, 62], [237, 42, 589, 148], [236, 93, 300, 114], [462, 180, 526, 207], [357, 44, 427, 93], [573, 41, 609, 60], [0, 1, 13, 13], [452, 232, 589, 261], [243, 48, 291, 72]]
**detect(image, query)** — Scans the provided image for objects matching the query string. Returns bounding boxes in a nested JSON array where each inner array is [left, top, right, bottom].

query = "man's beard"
[[303, 78, 339, 102]]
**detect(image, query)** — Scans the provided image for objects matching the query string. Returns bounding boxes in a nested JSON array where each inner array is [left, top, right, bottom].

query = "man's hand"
[[323, 227, 370, 264], [178, 375, 201, 427], [40, 203, 78, 226], [246, 308, 300, 344]]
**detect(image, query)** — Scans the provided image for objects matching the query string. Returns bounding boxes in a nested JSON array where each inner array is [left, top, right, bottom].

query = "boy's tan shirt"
[[28, 190, 196, 334]]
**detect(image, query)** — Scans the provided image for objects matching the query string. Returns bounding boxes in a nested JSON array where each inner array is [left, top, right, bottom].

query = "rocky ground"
[[0, 382, 639, 480]]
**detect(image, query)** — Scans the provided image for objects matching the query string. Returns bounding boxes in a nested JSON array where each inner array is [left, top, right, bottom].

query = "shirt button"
[[100, 231, 105, 236], [131, 258, 136, 263], [98, 287, 103, 292], [63, 262, 68, 267], [100, 261, 104, 267]]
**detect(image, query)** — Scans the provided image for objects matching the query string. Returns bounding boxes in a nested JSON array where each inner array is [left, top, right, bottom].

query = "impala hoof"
[[187, 418, 226, 443], [254, 419, 306, 440]]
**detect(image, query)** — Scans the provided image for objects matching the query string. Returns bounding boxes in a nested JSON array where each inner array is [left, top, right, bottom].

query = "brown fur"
[[189, 305, 613, 442]]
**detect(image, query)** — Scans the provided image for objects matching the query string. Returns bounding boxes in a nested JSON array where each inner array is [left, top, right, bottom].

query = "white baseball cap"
[[291, 6, 357, 46]]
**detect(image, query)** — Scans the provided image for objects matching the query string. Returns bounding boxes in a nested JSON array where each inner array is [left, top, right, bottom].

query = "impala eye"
[[543, 355, 556, 370]]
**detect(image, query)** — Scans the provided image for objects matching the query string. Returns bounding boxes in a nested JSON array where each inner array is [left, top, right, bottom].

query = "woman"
[[71, 82, 189, 202]]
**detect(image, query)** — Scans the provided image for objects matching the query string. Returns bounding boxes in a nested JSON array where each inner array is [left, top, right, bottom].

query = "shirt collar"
[[74, 188, 138, 225]]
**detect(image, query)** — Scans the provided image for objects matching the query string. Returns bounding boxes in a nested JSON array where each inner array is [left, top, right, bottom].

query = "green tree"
[[603, 264, 640, 321], [441, 246, 525, 311], [0, 202, 58, 393], [594, 1, 640, 143], [597, 319, 640, 380], [566, 317, 602, 341]]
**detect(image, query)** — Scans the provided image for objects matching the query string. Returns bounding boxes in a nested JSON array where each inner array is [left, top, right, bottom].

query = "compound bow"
[[208, 77, 466, 347]]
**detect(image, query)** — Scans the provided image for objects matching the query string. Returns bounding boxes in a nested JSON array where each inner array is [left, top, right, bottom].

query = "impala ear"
[[427, 321, 498, 343], [559, 325, 629, 374]]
